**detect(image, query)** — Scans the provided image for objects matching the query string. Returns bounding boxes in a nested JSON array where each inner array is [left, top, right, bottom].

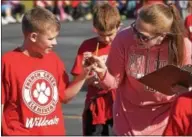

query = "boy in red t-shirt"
[[185, 14, 192, 42], [71, 3, 121, 136], [163, 92, 192, 135], [2, 7, 91, 136]]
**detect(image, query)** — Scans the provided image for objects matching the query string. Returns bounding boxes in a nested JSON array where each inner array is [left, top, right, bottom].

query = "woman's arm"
[[92, 34, 126, 90]]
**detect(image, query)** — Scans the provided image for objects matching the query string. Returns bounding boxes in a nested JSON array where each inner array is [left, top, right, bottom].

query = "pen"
[[95, 42, 99, 56]]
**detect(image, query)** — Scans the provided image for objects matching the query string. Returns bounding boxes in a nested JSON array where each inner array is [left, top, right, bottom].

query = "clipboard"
[[138, 65, 192, 95]]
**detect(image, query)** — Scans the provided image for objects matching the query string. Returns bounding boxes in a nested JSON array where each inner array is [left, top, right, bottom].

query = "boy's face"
[[96, 28, 118, 45], [30, 29, 59, 55]]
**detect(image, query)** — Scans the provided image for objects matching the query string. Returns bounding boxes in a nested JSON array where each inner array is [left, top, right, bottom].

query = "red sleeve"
[[71, 1, 80, 8], [1, 80, 8, 105], [1, 57, 10, 104], [71, 38, 97, 76], [100, 33, 125, 90], [163, 96, 191, 135], [57, 57, 69, 102], [71, 43, 84, 76]]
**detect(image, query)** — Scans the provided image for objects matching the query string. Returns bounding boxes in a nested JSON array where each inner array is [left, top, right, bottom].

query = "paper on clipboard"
[[138, 65, 192, 95]]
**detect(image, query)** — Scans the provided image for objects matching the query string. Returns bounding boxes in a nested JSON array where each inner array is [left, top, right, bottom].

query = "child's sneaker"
[[2, 17, 8, 25], [67, 15, 73, 22], [5, 16, 16, 23]]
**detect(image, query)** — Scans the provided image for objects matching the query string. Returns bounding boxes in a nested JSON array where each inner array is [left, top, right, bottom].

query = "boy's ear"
[[93, 27, 98, 33], [117, 23, 123, 31], [117, 26, 120, 31], [30, 32, 38, 42]]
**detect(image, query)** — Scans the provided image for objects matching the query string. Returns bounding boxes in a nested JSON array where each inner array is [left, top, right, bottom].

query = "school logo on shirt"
[[22, 70, 58, 115], [126, 53, 167, 92]]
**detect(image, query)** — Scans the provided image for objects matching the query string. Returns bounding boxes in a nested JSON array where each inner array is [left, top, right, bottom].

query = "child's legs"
[[84, 109, 95, 135], [84, 109, 103, 136], [84, 109, 114, 136], [92, 124, 104, 136], [102, 119, 114, 135], [93, 119, 114, 136]]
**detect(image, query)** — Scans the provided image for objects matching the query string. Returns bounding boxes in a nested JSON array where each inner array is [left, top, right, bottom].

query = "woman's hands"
[[83, 52, 108, 80]]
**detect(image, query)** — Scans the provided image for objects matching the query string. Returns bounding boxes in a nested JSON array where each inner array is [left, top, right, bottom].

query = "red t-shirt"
[[2, 48, 69, 135], [185, 14, 192, 42], [71, 37, 115, 124], [71, 1, 80, 8], [163, 92, 192, 135]]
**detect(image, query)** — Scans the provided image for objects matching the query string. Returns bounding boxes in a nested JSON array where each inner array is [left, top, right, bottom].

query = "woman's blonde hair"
[[188, 1, 192, 13], [139, 4, 187, 66]]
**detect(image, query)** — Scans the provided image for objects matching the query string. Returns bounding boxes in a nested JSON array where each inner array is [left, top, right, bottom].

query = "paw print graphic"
[[33, 82, 51, 104]]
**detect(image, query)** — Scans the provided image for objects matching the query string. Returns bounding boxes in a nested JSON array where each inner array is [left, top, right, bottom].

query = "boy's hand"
[[82, 52, 95, 79], [171, 84, 192, 94], [81, 65, 95, 79], [83, 52, 94, 66]]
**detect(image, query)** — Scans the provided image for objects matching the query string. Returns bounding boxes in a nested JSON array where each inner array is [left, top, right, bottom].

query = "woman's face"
[[131, 17, 166, 48]]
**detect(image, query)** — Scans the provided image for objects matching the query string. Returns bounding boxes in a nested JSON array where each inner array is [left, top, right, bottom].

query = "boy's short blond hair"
[[93, 3, 121, 32], [22, 6, 60, 35]]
